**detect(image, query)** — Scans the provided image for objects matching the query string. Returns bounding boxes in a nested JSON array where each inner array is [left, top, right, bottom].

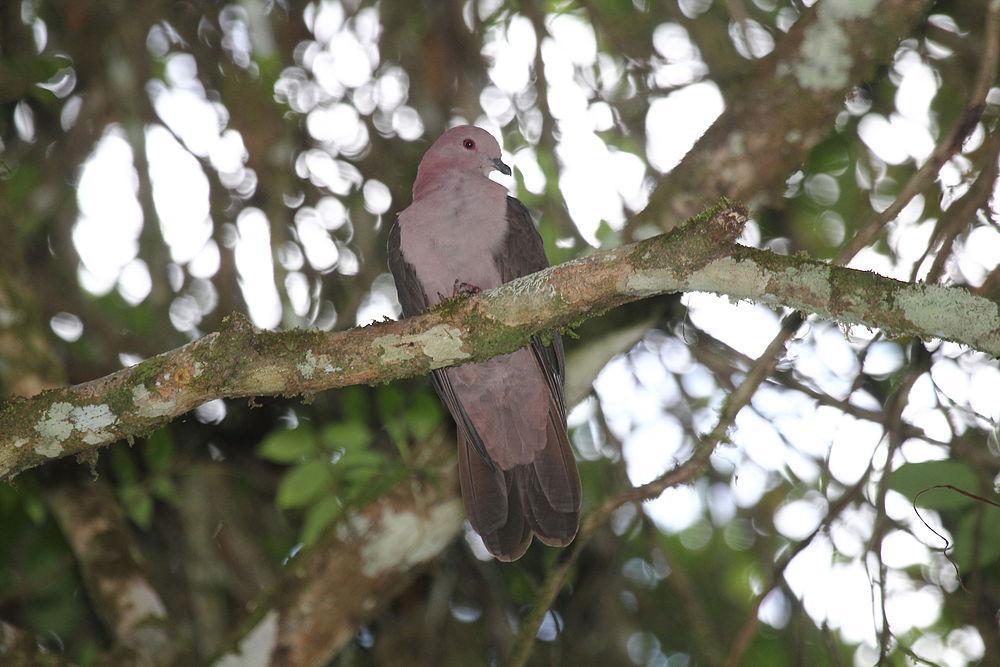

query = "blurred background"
[[1, 0, 998, 665]]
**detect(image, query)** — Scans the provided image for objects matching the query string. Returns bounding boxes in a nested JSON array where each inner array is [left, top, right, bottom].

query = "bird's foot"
[[453, 280, 481, 297]]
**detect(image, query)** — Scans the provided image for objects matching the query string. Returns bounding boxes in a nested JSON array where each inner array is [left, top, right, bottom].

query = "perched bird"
[[387, 126, 581, 561]]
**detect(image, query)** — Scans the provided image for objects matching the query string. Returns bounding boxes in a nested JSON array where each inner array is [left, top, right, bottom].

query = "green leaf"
[[343, 466, 379, 486], [258, 426, 317, 463], [339, 449, 384, 468], [109, 446, 137, 483], [339, 386, 370, 422], [405, 392, 443, 440], [595, 220, 620, 250], [23, 497, 46, 525], [120, 484, 153, 529], [376, 385, 405, 423], [320, 421, 373, 452], [384, 419, 407, 449], [804, 136, 850, 175], [150, 475, 177, 503], [339, 449, 386, 487], [953, 509, 1000, 571], [276, 460, 332, 509], [889, 461, 979, 510], [143, 429, 174, 473], [301, 496, 342, 546]]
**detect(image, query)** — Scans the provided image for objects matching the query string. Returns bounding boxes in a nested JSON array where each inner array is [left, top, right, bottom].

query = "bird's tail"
[[458, 409, 581, 561]]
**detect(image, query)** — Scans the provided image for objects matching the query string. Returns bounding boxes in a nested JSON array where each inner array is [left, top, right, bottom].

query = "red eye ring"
[[463, 139, 476, 150]]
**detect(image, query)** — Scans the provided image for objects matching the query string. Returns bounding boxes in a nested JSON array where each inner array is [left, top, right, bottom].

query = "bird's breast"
[[398, 182, 509, 305]]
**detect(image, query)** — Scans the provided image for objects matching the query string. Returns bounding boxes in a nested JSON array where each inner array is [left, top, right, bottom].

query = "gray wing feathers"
[[492, 197, 580, 551]]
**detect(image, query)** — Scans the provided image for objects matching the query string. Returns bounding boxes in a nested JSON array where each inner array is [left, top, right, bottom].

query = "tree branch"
[[572, 0, 937, 415], [211, 438, 459, 667], [0, 621, 76, 667], [2, 202, 998, 480], [507, 312, 808, 666], [635, 0, 932, 230], [840, 0, 1000, 261], [46, 479, 179, 666]]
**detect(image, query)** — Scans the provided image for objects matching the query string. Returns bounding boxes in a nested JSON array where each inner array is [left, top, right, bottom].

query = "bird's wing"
[[492, 197, 580, 544], [386, 220, 427, 318], [495, 197, 566, 415], [386, 221, 492, 465]]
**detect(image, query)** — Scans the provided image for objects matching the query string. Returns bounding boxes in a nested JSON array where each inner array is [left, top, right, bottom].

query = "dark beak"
[[491, 157, 512, 176]]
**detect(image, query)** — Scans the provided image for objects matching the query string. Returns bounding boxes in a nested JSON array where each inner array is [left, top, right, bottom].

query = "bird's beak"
[[491, 157, 512, 176]]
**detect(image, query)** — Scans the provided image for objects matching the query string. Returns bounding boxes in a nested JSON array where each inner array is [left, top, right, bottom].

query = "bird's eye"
[[463, 139, 476, 150]]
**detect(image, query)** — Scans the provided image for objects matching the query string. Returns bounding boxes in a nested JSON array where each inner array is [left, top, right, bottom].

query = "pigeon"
[[387, 125, 581, 561]]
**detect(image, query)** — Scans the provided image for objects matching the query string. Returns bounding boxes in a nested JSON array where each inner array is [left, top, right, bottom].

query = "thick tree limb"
[[178, 464, 279, 659], [212, 438, 460, 667], [1, 222, 182, 666], [636, 0, 932, 230], [46, 480, 178, 667], [0, 621, 76, 667], [2, 203, 998, 480]]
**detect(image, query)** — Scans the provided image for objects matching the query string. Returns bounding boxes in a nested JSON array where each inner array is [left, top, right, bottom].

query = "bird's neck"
[[412, 163, 493, 200]]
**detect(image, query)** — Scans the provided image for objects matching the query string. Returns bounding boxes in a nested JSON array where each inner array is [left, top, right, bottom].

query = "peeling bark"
[[1, 203, 997, 481]]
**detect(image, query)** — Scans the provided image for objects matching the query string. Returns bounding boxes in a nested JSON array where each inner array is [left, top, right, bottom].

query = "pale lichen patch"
[[726, 132, 747, 157], [623, 268, 683, 297], [132, 385, 176, 419], [335, 511, 372, 542], [778, 264, 833, 307], [821, 0, 880, 20], [794, 21, 852, 91], [791, 0, 880, 91], [73, 404, 117, 436], [298, 350, 342, 379], [112, 578, 168, 637], [12, 437, 27, 449], [213, 610, 279, 667], [897, 285, 999, 353], [297, 350, 320, 379], [35, 402, 74, 444], [838, 292, 871, 325], [35, 440, 64, 458], [360, 499, 464, 578], [500, 268, 557, 300], [33, 401, 118, 455], [685, 257, 770, 299], [0, 307, 21, 328], [374, 325, 470, 366]]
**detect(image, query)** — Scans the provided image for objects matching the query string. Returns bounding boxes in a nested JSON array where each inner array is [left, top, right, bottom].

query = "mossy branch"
[[1, 202, 997, 480]]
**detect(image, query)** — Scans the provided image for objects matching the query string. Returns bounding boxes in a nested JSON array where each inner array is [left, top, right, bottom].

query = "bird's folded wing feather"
[[387, 221, 491, 463], [496, 197, 567, 417]]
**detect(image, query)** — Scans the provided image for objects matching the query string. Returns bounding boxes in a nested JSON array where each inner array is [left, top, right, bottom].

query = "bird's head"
[[413, 125, 511, 196]]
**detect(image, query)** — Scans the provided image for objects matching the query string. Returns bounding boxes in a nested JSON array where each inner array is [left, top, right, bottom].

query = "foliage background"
[[0, 0, 998, 665]]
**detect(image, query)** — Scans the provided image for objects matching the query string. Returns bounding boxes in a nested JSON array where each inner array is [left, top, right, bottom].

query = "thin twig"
[[922, 135, 1000, 282], [722, 470, 873, 667], [837, 0, 1000, 262], [864, 352, 928, 663], [506, 312, 805, 667]]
